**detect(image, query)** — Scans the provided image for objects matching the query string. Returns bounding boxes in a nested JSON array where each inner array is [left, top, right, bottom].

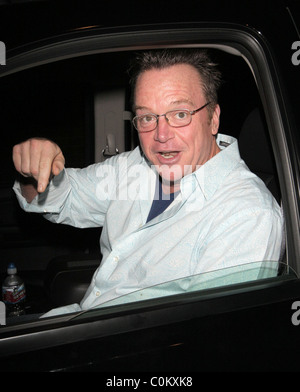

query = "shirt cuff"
[[13, 169, 71, 214]]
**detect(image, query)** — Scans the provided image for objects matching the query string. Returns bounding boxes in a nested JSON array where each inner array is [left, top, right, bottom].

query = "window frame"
[[0, 23, 300, 364], [1, 24, 299, 271]]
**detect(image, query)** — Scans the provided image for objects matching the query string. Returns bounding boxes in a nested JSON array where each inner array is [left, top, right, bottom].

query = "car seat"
[[238, 107, 286, 266], [44, 253, 100, 308], [238, 107, 281, 203]]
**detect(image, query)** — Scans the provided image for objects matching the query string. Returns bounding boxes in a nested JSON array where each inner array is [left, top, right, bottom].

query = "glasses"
[[132, 102, 211, 133]]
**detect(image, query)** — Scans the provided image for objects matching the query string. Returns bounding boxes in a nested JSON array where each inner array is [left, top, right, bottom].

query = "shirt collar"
[[141, 134, 241, 202], [182, 134, 241, 201]]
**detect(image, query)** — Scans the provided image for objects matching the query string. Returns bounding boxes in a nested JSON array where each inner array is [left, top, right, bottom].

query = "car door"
[[0, 16, 300, 372]]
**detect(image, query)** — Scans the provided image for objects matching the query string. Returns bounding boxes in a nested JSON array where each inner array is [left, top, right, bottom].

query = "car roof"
[[0, 0, 298, 50]]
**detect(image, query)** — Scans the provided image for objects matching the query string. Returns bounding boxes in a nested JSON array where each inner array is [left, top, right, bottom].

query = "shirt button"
[[95, 291, 101, 297], [113, 256, 119, 262]]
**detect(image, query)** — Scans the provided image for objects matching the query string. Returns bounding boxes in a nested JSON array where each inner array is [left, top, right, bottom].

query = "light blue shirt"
[[14, 134, 284, 316]]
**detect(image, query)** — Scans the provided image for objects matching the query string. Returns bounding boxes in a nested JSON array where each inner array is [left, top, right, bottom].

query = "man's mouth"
[[159, 151, 178, 159]]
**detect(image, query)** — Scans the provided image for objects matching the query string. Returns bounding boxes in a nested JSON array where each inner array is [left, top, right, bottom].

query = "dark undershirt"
[[146, 178, 179, 223]]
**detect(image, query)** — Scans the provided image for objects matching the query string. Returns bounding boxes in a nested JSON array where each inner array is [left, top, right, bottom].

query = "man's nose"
[[154, 116, 174, 142]]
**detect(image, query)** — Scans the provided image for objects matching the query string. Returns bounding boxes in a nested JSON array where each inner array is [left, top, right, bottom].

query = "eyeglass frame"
[[132, 102, 211, 133]]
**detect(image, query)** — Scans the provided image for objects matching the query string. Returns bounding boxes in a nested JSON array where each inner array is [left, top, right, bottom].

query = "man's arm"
[[12, 138, 65, 202]]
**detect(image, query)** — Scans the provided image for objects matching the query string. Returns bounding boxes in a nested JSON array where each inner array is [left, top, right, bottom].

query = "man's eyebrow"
[[169, 99, 194, 107], [134, 100, 195, 112], [134, 105, 151, 112]]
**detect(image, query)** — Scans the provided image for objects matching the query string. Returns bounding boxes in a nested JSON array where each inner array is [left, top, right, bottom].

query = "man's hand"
[[13, 138, 65, 199]]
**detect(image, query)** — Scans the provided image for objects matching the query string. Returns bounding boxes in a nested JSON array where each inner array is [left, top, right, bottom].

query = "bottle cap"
[[7, 262, 17, 275]]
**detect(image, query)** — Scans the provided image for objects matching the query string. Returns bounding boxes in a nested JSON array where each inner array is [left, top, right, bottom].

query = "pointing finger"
[[37, 141, 64, 193]]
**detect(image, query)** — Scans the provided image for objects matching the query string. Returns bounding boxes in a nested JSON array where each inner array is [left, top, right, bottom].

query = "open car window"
[[0, 27, 296, 332]]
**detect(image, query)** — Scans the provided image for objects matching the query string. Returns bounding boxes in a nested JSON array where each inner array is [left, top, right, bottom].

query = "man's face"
[[134, 64, 221, 192]]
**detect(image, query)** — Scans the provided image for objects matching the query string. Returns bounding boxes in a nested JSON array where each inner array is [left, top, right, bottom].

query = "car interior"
[[0, 47, 285, 320]]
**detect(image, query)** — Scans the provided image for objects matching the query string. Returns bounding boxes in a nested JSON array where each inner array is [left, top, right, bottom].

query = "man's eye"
[[141, 115, 155, 124], [175, 111, 188, 120]]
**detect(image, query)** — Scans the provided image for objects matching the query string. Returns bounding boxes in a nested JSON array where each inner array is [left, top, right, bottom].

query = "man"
[[13, 49, 283, 316]]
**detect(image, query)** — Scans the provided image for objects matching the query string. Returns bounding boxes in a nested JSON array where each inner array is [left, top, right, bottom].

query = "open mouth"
[[159, 151, 179, 159]]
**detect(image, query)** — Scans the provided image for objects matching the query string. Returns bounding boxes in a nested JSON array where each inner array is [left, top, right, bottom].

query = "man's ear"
[[211, 104, 221, 135]]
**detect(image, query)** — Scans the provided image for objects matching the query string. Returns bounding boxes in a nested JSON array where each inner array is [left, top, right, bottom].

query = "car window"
[[2, 260, 295, 326], [70, 260, 297, 321], [0, 37, 292, 330]]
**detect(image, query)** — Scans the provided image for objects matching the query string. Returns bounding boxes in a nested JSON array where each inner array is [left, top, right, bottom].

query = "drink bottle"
[[2, 262, 26, 317]]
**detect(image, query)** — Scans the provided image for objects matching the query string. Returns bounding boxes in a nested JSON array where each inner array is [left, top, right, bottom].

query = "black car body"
[[0, 0, 299, 372]]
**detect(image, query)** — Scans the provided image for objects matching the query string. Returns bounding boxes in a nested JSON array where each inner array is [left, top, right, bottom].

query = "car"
[[0, 0, 300, 372]]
